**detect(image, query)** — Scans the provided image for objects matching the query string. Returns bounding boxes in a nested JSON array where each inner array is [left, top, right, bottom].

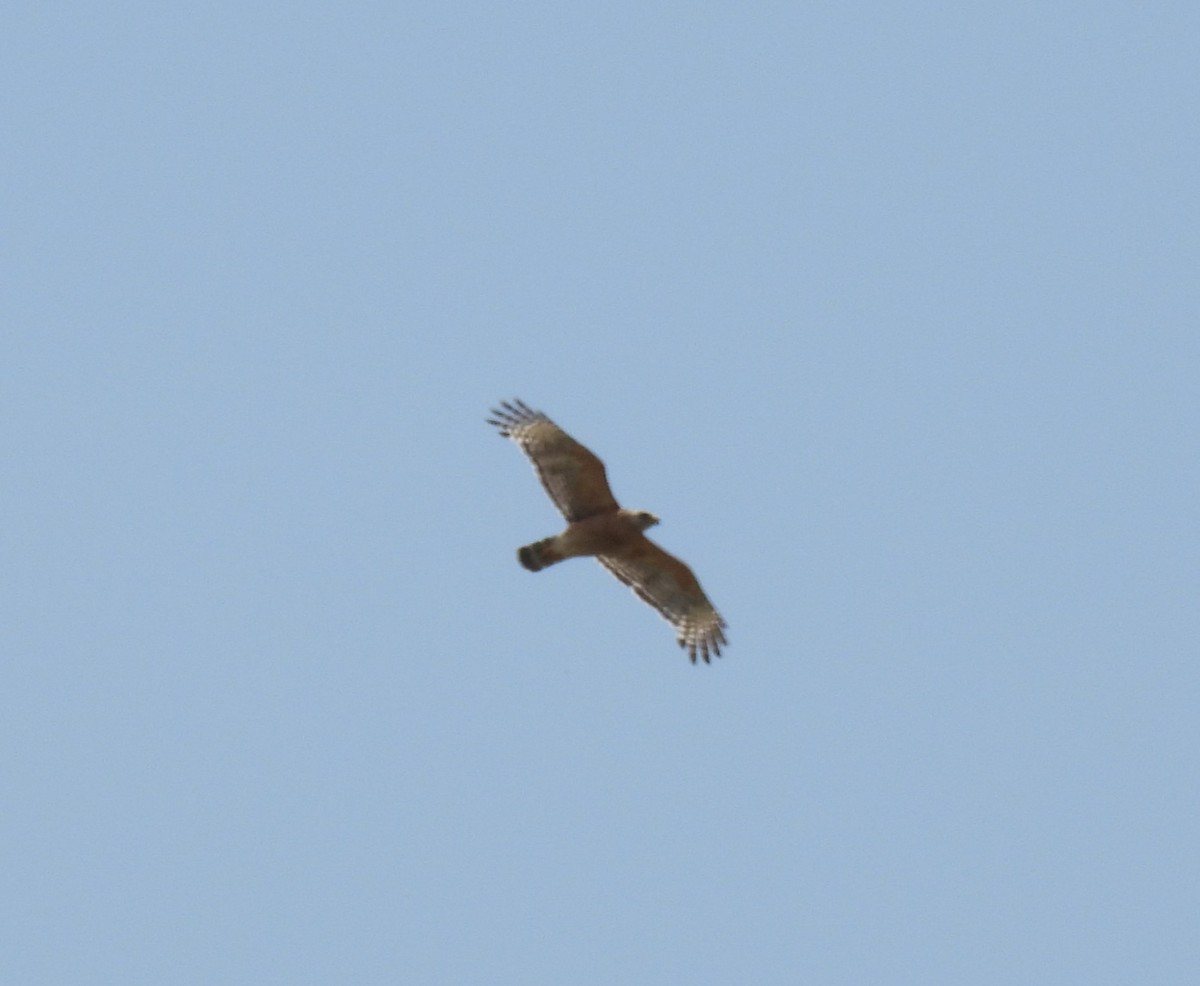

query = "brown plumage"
[[488, 399, 727, 663]]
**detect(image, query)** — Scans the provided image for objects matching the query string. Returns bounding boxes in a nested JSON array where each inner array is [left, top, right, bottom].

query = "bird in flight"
[[488, 399, 727, 663]]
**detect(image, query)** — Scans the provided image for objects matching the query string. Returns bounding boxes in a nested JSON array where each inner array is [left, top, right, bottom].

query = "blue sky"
[[4, 2, 1198, 982]]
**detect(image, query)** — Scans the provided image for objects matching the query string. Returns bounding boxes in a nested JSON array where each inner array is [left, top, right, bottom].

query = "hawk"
[[488, 399, 728, 663]]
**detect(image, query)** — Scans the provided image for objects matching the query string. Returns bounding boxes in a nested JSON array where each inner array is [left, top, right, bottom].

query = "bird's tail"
[[518, 537, 564, 572]]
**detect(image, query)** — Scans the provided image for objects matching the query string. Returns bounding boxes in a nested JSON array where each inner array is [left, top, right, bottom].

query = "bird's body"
[[518, 508, 659, 571], [488, 399, 727, 663]]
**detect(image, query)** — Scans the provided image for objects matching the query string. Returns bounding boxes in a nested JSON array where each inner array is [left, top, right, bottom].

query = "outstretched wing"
[[598, 535, 728, 664], [488, 399, 619, 522]]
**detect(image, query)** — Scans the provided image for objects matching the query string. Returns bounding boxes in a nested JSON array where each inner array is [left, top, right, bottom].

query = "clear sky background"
[[5, 3, 1198, 983]]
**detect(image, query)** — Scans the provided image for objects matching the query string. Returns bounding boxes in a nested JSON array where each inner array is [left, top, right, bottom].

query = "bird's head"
[[629, 509, 660, 531]]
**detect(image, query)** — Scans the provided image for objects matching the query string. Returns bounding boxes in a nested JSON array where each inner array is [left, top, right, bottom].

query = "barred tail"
[[518, 537, 564, 572]]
